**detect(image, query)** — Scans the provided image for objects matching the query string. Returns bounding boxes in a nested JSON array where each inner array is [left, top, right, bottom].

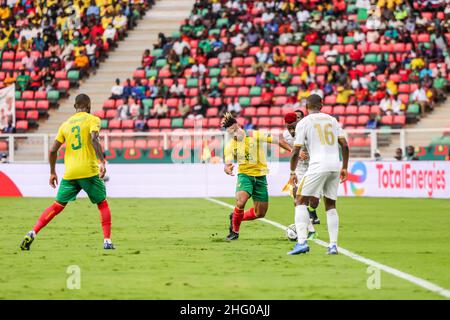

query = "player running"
[[20, 94, 114, 250], [221, 112, 291, 241], [287, 94, 349, 255], [282, 112, 318, 240]]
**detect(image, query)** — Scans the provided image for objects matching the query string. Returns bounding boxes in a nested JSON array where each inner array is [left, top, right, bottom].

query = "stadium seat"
[[21, 91, 34, 100], [256, 107, 269, 116]]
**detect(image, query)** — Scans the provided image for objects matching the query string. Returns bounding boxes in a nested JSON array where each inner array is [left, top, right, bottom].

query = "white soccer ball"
[[285, 224, 297, 241]]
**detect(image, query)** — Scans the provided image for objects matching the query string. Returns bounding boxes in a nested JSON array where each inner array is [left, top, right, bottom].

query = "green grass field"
[[0, 197, 449, 300]]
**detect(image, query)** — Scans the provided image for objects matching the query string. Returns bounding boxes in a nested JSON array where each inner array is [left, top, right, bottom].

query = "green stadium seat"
[[239, 97, 250, 107], [208, 29, 220, 36], [309, 45, 320, 54], [364, 54, 379, 63], [187, 78, 199, 88], [151, 49, 163, 58], [407, 104, 420, 114], [146, 69, 158, 78], [171, 118, 183, 128], [216, 18, 229, 28], [101, 119, 108, 129], [47, 90, 60, 102], [155, 59, 167, 68], [287, 86, 299, 94], [249, 86, 262, 96], [209, 68, 221, 77]]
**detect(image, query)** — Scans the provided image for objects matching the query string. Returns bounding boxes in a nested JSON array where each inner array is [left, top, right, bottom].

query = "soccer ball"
[[285, 224, 297, 241]]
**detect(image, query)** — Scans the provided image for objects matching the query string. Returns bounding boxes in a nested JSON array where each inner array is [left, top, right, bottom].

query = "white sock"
[[104, 238, 112, 244], [295, 205, 310, 243], [307, 220, 315, 233], [326, 208, 339, 246]]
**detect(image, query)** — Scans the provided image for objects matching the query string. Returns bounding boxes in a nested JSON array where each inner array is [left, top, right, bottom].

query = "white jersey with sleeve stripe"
[[294, 112, 344, 174], [283, 129, 309, 175]]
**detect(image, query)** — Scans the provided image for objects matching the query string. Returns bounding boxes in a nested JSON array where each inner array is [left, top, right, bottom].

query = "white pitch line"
[[205, 197, 450, 299]]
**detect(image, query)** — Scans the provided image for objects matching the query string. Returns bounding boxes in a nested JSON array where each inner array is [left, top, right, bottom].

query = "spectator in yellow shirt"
[[0, 3, 11, 20], [336, 86, 354, 104], [411, 57, 425, 70]]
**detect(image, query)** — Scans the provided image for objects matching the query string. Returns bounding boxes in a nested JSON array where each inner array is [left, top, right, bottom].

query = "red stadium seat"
[[21, 91, 34, 100], [105, 110, 117, 119], [333, 105, 346, 115], [34, 91, 47, 100], [122, 120, 135, 129], [243, 107, 256, 117], [250, 97, 262, 106], [269, 107, 281, 116], [357, 115, 369, 125], [346, 105, 358, 114], [256, 107, 269, 116], [159, 119, 171, 128], [24, 101, 37, 110], [15, 101, 24, 110], [274, 87, 286, 96], [208, 118, 220, 128], [147, 119, 159, 128], [270, 117, 284, 127], [37, 100, 49, 111], [206, 107, 218, 117], [380, 115, 394, 125], [108, 120, 121, 129], [256, 117, 270, 127], [237, 87, 249, 96], [16, 120, 29, 132], [26, 110, 39, 120], [103, 99, 116, 109]]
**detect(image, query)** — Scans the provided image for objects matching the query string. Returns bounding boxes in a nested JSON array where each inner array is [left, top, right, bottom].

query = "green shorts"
[[236, 173, 269, 202], [56, 175, 106, 204]]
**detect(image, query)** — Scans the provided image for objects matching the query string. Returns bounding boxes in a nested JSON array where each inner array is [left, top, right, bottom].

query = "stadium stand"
[[94, 0, 450, 154], [0, 0, 155, 133]]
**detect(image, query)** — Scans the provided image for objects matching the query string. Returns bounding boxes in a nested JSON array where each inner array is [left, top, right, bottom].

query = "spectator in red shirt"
[[349, 44, 363, 63]]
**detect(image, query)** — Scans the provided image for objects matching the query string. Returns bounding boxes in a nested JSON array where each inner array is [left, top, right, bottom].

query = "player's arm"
[[223, 142, 235, 176], [256, 131, 292, 152], [91, 131, 106, 178], [49, 140, 63, 188], [289, 145, 301, 185], [338, 137, 349, 183]]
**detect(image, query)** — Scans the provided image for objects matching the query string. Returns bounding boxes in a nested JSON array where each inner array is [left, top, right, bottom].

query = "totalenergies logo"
[[343, 161, 367, 196]]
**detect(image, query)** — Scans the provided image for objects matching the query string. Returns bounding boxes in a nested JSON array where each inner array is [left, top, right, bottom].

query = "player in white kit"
[[282, 111, 318, 240], [287, 94, 349, 255]]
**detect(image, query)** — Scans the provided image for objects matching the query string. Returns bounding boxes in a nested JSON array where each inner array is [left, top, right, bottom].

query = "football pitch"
[[0, 197, 449, 300]]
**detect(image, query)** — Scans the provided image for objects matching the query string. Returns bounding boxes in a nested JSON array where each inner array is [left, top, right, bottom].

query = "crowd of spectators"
[[0, 0, 154, 93], [106, 0, 449, 133]]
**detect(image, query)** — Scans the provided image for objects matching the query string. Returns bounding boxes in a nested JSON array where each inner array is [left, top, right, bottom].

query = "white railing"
[[0, 128, 448, 163]]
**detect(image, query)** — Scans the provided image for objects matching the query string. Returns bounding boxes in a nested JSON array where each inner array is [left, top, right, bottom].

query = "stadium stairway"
[[13, 0, 195, 162], [379, 99, 450, 159]]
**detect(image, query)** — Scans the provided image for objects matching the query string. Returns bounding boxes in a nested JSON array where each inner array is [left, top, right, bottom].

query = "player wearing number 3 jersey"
[[20, 94, 114, 251]]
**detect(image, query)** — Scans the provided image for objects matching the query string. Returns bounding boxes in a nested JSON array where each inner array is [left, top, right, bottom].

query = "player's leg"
[[20, 179, 78, 250], [308, 197, 320, 225], [247, 175, 269, 219], [79, 176, 114, 249], [322, 172, 341, 255], [288, 173, 325, 255], [294, 173, 317, 238]]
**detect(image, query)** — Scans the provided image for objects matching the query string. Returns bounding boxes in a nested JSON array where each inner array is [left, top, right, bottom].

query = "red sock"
[[98, 200, 111, 239], [243, 207, 257, 221], [33, 202, 65, 234], [232, 207, 244, 233]]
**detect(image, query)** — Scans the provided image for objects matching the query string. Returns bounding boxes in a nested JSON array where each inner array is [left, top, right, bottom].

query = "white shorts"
[[297, 171, 340, 200]]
